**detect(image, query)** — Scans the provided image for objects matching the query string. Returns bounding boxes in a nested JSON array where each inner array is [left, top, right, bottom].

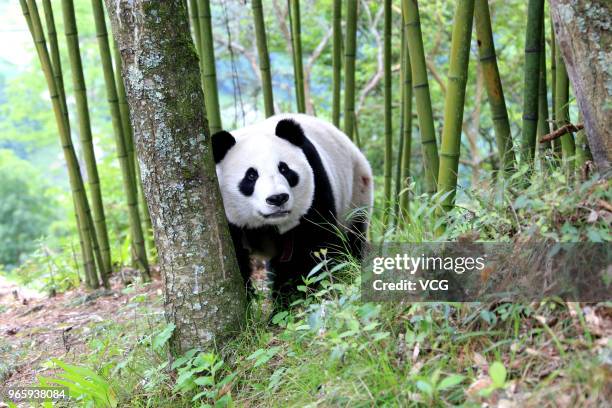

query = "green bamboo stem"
[[41, 0, 68, 124], [474, 0, 515, 174], [288, 0, 306, 113], [72, 201, 98, 288], [394, 25, 406, 227], [343, 0, 358, 141], [22, 0, 105, 288], [554, 47, 576, 170], [401, 0, 439, 194], [397, 24, 412, 228], [197, 0, 222, 134], [188, 0, 202, 54], [91, 0, 150, 280], [550, 15, 556, 129], [520, 0, 544, 166], [251, 0, 274, 117], [537, 18, 551, 148], [382, 0, 392, 230], [437, 0, 475, 213], [39, 0, 97, 286], [39, 0, 103, 288], [332, 0, 342, 127], [61, 0, 112, 282]]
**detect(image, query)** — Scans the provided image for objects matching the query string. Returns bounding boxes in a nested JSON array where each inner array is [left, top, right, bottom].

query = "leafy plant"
[[38, 359, 117, 407], [172, 349, 236, 406]]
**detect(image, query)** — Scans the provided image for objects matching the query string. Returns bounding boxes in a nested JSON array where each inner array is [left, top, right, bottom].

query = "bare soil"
[[0, 273, 163, 388]]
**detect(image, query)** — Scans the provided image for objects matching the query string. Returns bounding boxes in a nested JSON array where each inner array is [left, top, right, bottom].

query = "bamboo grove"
[[20, 0, 153, 288], [21, 0, 595, 278]]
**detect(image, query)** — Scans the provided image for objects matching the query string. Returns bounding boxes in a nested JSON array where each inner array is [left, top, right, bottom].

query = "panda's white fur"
[[215, 113, 373, 235]]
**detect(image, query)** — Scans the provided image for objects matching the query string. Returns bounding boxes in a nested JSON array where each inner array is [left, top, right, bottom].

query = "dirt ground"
[[0, 272, 163, 389]]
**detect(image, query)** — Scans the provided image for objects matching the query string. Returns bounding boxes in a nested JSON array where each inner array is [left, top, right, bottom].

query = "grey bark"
[[550, 0, 611, 173], [105, 0, 247, 352]]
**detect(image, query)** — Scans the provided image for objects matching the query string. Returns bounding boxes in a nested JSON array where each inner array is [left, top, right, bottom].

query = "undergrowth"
[[8, 169, 610, 407]]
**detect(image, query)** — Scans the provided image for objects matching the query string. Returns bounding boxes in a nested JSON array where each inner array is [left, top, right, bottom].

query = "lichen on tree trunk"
[[105, 0, 247, 352], [550, 0, 611, 172]]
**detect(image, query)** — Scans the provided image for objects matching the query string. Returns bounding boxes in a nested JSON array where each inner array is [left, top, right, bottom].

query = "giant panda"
[[212, 113, 373, 307]]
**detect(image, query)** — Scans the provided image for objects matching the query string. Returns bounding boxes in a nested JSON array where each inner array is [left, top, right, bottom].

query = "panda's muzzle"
[[260, 210, 291, 219]]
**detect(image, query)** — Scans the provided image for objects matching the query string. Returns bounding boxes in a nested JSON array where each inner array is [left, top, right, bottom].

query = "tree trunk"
[[105, 0, 247, 352], [114, 42, 155, 253], [550, 0, 611, 172]]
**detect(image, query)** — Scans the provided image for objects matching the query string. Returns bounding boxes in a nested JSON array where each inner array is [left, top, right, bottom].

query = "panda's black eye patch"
[[239, 167, 258, 196], [278, 161, 299, 187]]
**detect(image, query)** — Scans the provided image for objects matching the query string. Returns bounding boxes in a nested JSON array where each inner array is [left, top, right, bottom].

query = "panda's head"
[[212, 119, 314, 232]]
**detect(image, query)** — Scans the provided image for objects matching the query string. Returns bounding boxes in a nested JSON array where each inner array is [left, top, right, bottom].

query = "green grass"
[[19, 170, 612, 407]]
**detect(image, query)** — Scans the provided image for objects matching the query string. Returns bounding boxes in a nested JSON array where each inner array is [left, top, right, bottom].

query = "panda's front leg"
[[228, 224, 255, 299]]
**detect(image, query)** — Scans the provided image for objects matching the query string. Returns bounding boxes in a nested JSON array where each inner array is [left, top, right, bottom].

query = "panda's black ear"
[[275, 119, 305, 147], [211, 130, 236, 163]]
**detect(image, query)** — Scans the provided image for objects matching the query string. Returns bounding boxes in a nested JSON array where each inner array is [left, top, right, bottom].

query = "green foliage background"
[[0, 0, 587, 274]]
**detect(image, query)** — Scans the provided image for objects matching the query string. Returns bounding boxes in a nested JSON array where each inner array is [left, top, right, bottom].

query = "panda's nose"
[[266, 193, 289, 207]]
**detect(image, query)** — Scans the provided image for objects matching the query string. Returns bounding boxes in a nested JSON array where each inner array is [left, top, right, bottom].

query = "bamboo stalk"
[[22, 0, 105, 288], [397, 23, 412, 228], [288, 0, 306, 113], [332, 0, 342, 127], [520, 0, 544, 166], [554, 46, 576, 169], [474, 0, 515, 174], [537, 16, 551, 147], [40, 0, 104, 288], [188, 0, 202, 54], [113, 42, 154, 253], [198, 0, 222, 134], [382, 0, 392, 230], [343, 0, 358, 141], [550, 15, 556, 129], [61, 0, 112, 284], [251, 0, 274, 117], [41, 0, 68, 124], [401, 0, 439, 194], [73, 202, 98, 288], [91, 0, 150, 280], [437, 0, 475, 213], [39, 0, 97, 286]]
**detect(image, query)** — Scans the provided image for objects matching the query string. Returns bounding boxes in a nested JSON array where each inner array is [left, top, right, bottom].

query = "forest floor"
[[0, 272, 164, 389]]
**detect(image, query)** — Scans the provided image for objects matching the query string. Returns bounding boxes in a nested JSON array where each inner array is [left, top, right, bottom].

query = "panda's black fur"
[[213, 117, 370, 308]]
